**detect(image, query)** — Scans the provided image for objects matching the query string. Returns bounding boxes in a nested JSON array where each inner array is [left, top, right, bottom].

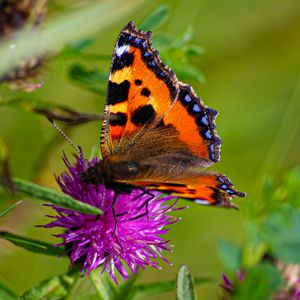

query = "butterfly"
[[79, 21, 245, 208]]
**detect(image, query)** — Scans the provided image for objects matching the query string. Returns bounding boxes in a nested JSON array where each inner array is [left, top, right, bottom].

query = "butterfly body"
[[80, 159, 142, 184], [80, 21, 245, 207]]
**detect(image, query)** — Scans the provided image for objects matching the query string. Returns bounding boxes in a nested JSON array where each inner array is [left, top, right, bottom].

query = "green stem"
[[90, 270, 117, 300], [65, 270, 81, 300], [90, 271, 106, 300]]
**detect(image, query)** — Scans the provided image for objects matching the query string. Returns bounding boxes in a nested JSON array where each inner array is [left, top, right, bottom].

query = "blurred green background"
[[0, 0, 300, 299]]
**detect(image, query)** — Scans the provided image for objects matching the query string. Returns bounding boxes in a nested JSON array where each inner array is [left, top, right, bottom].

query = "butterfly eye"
[[127, 162, 138, 173], [79, 172, 88, 183], [90, 167, 95, 174]]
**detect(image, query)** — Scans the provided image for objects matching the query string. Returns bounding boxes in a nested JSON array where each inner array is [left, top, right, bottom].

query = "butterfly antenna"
[[48, 118, 82, 158]]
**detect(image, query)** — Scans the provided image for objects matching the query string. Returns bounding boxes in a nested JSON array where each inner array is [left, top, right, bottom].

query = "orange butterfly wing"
[[101, 21, 178, 157], [132, 173, 245, 208], [100, 21, 245, 207], [161, 83, 221, 166]]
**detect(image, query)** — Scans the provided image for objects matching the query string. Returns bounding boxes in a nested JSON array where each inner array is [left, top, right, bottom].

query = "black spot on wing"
[[116, 22, 179, 101], [156, 119, 166, 128], [141, 87, 151, 97], [111, 52, 134, 73], [107, 80, 130, 105], [109, 112, 127, 126], [131, 104, 156, 125], [140, 47, 177, 99], [134, 79, 142, 86]]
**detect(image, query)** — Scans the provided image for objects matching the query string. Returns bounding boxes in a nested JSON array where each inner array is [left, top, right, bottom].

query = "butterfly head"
[[79, 164, 103, 185]]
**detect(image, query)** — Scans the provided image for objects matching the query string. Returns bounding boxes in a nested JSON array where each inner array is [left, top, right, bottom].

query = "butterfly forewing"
[[101, 21, 179, 157]]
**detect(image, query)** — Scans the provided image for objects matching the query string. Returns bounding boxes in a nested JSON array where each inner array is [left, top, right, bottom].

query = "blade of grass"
[[139, 5, 170, 31], [11, 177, 102, 215], [0, 231, 65, 256], [0, 200, 22, 218], [19, 269, 80, 300]]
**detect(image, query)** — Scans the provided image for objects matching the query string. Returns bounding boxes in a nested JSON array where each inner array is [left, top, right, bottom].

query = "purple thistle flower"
[[44, 152, 182, 283], [219, 273, 234, 294], [219, 271, 245, 299]]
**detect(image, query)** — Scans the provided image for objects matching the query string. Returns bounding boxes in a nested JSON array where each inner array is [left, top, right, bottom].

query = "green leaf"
[[218, 240, 242, 272], [184, 45, 205, 57], [0, 231, 65, 256], [90, 270, 117, 300], [77, 294, 101, 300], [68, 64, 107, 83], [65, 38, 96, 53], [0, 281, 18, 300], [140, 5, 170, 31], [243, 240, 267, 268], [152, 34, 172, 49], [172, 28, 193, 48], [172, 63, 205, 84], [281, 167, 300, 208], [134, 277, 209, 298], [68, 64, 106, 95], [233, 263, 283, 300], [260, 206, 300, 263], [262, 176, 275, 199], [19, 270, 79, 300], [176, 265, 197, 300], [0, 200, 22, 218], [11, 177, 102, 215], [116, 275, 138, 300]]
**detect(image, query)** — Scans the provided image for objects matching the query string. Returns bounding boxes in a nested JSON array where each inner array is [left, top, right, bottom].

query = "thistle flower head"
[[220, 266, 300, 300], [44, 152, 181, 283]]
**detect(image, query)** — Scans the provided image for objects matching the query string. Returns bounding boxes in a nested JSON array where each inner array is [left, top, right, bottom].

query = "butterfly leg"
[[111, 192, 124, 250], [142, 189, 155, 220], [112, 192, 119, 238], [130, 188, 155, 221], [79, 183, 88, 202]]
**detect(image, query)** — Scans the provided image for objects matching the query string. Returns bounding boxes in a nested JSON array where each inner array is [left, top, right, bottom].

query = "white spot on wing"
[[115, 44, 129, 57], [194, 199, 210, 205]]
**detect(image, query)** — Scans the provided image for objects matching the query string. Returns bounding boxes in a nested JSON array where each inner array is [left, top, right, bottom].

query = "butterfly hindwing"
[[117, 172, 245, 207], [162, 83, 221, 167]]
